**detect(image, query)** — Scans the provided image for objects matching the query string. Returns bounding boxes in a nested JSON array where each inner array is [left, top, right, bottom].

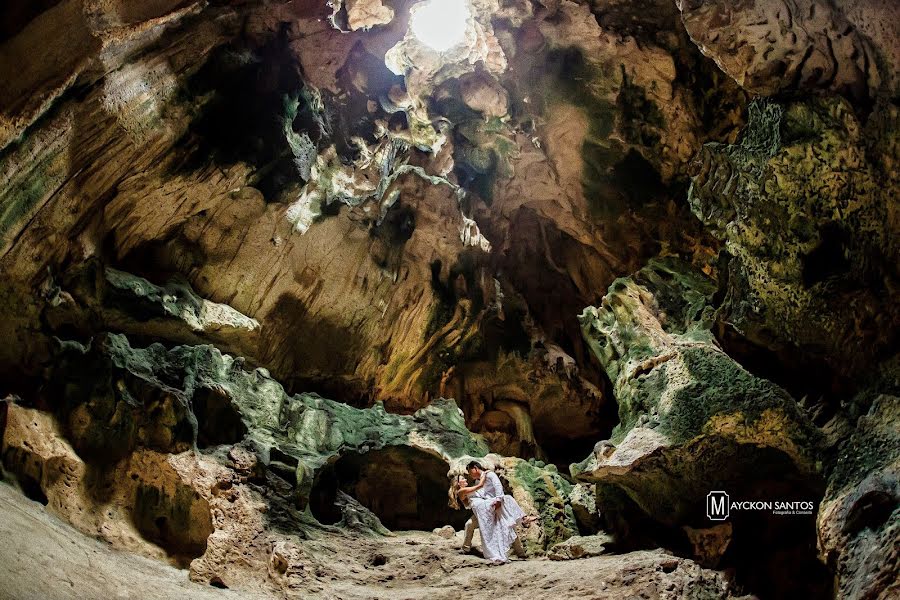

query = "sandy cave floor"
[[0, 482, 737, 600]]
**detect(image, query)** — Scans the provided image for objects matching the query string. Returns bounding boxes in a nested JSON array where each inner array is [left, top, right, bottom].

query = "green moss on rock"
[[574, 258, 820, 526], [688, 96, 899, 374], [47, 333, 489, 509], [508, 459, 577, 552]]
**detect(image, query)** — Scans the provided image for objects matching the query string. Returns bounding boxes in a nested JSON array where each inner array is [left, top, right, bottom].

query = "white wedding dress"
[[468, 472, 525, 563]]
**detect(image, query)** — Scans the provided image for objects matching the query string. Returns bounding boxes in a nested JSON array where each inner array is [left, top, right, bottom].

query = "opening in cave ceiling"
[[410, 0, 471, 53]]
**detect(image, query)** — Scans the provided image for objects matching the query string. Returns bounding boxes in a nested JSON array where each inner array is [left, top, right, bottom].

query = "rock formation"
[[2, 328, 583, 575], [677, 0, 900, 101], [573, 258, 833, 596], [817, 364, 900, 599], [573, 259, 820, 523], [689, 96, 899, 377], [0, 0, 897, 597]]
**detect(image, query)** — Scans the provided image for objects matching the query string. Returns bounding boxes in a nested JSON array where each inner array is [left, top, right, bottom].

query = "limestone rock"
[[0, 0, 894, 595], [501, 457, 579, 552], [0, 476, 754, 600], [1, 400, 87, 517], [548, 533, 615, 560], [573, 259, 820, 525], [458, 72, 509, 119], [1, 400, 319, 593], [531, 0, 721, 183], [343, 0, 394, 31], [433, 525, 456, 539], [1, 401, 214, 565], [0, 0, 728, 455], [0, 480, 267, 600], [6, 341, 596, 574], [0, 1, 491, 421], [838, 0, 900, 97], [569, 483, 602, 534], [677, 0, 897, 101], [0, 0, 211, 151], [43, 332, 488, 502], [44, 262, 260, 359], [818, 388, 900, 599], [0, 0, 244, 379], [689, 97, 899, 375], [444, 348, 607, 461], [36, 333, 591, 544], [384, 0, 509, 153], [268, 541, 307, 581], [683, 523, 732, 569], [334, 490, 392, 536]]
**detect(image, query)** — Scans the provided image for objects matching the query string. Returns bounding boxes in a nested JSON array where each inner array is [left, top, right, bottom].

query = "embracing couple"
[[448, 461, 537, 565]]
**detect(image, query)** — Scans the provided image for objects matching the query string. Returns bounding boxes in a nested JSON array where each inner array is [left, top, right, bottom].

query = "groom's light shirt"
[[470, 470, 503, 500], [482, 471, 503, 499]]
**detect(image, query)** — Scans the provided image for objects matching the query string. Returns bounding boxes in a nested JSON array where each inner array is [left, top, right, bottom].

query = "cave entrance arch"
[[309, 446, 467, 531]]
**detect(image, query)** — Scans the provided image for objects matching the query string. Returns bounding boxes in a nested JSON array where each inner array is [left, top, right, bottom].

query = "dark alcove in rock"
[[132, 481, 215, 568], [309, 447, 466, 531], [192, 387, 248, 449]]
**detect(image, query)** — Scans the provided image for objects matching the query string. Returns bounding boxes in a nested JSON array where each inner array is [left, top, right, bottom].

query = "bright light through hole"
[[410, 0, 470, 52]]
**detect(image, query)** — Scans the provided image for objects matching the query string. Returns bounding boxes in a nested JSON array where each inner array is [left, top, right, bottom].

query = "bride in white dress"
[[448, 467, 534, 564]]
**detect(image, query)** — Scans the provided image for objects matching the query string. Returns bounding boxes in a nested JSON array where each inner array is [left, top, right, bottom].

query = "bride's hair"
[[448, 477, 462, 510]]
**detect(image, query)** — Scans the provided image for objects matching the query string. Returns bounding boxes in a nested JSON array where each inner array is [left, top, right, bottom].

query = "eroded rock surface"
[[45, 262, 260, 359], [0, 0, 749, 463], [0, 0, 897, 597], [677, 0, 900, 100], [573, 259, 830, 596], [574, 259, 819, 521], [41, 333, 487, 506], [817, 367, 900, 600], [5, 337, 491, 580], [0, 481, 259, 600], [548, 533, 615, 561], [690, 97, 899, 376], [0, 478, 749, 599]]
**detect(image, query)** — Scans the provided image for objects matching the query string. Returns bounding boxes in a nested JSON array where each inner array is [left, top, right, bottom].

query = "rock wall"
[[0, 0, 746, 463], [573, 259, 820, 522], [41, 332, 488, 501], [817, 362, 900, 599], [689, 96, 899, 377], [677, 0, 900, 101], [2, 326, 585, 563]]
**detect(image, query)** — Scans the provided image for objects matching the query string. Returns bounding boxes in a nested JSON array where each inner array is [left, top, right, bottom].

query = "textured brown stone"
[[689, 97, 899, 375], [677, 0, 899, 100], [683, 523, 733, 568], [573, 259, 820, 524]]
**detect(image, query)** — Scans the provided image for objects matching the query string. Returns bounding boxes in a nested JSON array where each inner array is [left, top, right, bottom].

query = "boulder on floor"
[[548, 533, 615, 561]]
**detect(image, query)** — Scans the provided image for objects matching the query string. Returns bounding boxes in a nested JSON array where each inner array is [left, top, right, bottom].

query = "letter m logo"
[[707, 491, 729, 520]]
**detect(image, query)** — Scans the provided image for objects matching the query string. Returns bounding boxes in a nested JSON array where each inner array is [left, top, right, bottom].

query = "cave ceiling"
[[0, 0, 760, 463]]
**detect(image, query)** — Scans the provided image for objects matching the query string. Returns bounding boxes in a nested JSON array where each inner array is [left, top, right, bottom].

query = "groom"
[[461, 461, 526, 558]]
